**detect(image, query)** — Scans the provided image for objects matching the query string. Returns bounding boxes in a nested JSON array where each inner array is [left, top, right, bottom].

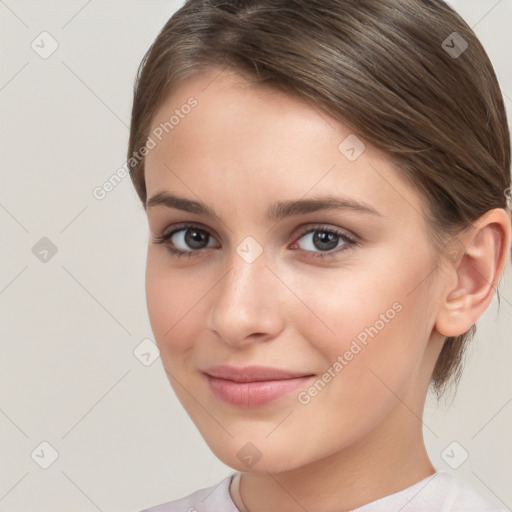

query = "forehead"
[[147, 66, 339, 157], [144, 67, 426, 223]]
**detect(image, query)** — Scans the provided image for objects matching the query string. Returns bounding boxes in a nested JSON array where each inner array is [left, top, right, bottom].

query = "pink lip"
[[203, 365, 315, 407]]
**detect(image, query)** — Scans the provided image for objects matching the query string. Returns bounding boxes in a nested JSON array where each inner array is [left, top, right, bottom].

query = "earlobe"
[[434, 208, 511, 338]]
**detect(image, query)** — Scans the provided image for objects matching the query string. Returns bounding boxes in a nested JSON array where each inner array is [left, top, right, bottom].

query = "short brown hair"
[[127, 0, 511, 399]]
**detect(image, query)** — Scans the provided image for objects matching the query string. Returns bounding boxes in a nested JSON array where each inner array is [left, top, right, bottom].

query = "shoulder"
[[355, 470, 506, 512], [138, 473, 239, 512], [432, 471, 506, 511]]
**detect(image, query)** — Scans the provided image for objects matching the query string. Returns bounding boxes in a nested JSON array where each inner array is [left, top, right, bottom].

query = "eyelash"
[[153, 223, 358, 260]]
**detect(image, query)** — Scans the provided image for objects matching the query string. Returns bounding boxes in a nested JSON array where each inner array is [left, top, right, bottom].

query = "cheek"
[[284, 259, 434, 393], [279, 270, 434, 458], [145, 253, 208, 355]]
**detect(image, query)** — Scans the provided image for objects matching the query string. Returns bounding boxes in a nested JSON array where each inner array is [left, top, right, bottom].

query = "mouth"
[[203, 365, 315, 407]]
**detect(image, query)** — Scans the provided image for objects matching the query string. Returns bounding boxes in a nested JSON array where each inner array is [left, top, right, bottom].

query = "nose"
[[205, 246, 285, 347]]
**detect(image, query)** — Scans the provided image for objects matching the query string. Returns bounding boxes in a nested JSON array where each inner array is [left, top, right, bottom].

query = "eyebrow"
[[146, 191, 382, 222]]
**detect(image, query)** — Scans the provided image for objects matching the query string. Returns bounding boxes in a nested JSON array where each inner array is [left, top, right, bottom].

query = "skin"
[[143, 66, 511, 512]]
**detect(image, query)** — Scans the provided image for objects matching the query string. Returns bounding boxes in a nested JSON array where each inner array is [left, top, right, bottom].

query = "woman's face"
[[144, 67, 446, 472]]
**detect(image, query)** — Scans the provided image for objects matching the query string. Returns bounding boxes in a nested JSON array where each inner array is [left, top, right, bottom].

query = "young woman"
[[127, 0, 511, 510]]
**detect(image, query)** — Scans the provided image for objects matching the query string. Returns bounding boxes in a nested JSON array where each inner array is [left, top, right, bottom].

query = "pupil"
[[186, 229, 208, 249], [314, 231, 338, 251]]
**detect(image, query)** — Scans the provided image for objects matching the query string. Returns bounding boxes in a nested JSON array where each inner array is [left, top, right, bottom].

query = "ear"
[[434, 208, 511, 338]]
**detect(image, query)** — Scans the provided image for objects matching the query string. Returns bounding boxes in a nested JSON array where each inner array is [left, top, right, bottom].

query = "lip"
[[203, 365, 313, 382], [203, 365, 315, 407]]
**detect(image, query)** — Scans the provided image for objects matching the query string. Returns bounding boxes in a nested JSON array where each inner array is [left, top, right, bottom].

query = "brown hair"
[[127, 0, 511, 399]]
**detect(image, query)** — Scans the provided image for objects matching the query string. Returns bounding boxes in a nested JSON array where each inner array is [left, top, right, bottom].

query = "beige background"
[[0, 1, 511, 511]]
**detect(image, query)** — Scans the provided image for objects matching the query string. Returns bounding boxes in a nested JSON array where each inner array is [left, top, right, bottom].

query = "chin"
[[203, 435, 304, 474]]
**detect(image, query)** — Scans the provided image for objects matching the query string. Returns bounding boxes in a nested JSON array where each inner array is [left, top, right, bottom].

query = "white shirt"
[[140, 470, 506, 511]]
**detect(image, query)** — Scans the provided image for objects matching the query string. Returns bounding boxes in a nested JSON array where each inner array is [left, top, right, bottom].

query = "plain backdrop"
[[0, 1, 511, 511]]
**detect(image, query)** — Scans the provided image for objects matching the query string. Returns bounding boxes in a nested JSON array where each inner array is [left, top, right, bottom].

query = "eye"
[[153, 223, 220, 258], [153, 223, 358, 260], [291, 225, 358, 258]]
